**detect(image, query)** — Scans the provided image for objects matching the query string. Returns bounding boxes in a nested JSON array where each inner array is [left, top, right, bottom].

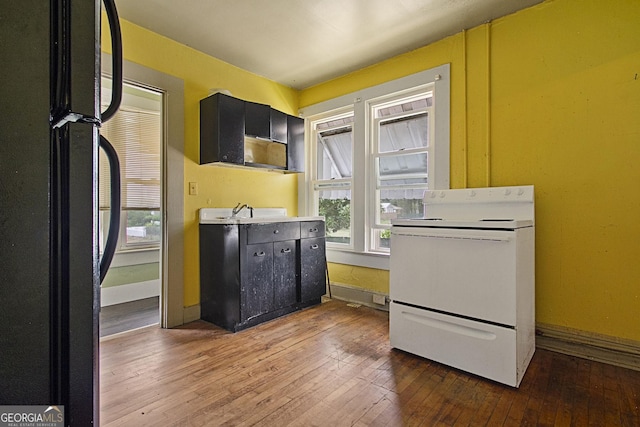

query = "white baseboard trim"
[[183, 304, 201, 324], [535, 323, 640, 371], [101, 280, 160, 307], [327, 282, 389, 311]]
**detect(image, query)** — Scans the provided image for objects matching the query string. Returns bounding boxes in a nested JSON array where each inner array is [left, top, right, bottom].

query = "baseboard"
[[327, 282, 389, 311], [535, 323, 640, 371], [101, 280, 160, 307], [183, 304, 201, 324]]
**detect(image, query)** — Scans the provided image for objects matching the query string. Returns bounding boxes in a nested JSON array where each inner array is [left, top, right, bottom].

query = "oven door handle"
[[391, 228, 513, 242]]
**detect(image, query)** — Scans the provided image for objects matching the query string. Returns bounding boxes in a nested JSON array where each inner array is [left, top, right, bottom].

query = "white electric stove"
[[389, 185, 535, 387]]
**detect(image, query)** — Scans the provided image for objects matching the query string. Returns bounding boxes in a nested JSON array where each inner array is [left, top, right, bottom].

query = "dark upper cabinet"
[[245, 101, 270, 139], [287, 115, 305, 173], [199, 93, 304, 172], [200, 93, 245, 165], [270, 108, 287, 143]]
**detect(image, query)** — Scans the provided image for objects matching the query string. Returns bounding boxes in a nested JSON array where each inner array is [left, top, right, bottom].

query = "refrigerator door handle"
[[99, 135, 121, 282], [101, 0, 123, 122], [99, 0, 124, 282]]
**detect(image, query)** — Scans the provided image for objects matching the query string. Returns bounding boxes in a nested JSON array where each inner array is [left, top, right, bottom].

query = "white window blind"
[[99, 106, 161, 211]]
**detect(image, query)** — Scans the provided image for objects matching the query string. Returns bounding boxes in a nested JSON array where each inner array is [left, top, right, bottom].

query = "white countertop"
[[199, 208, 323, 224]]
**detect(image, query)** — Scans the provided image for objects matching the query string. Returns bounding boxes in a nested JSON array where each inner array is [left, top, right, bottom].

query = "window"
[[302, 65, 450, 269], [99, 79, 163, 252], [370, 93, 433, 252], [314, 113, 354, 246]]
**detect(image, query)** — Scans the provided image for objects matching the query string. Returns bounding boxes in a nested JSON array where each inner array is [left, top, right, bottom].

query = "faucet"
[[232, 203, 253, 218]]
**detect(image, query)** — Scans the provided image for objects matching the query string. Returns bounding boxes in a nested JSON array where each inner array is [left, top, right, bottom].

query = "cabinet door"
[[273, 240, 297, 309], [245, 101, 270, 139], [287, 115, 304, 172], [199, 93, 245, 165], [300, 237, 326, 302], [242, 242, 274, 321], [270, 108, 287, 143]]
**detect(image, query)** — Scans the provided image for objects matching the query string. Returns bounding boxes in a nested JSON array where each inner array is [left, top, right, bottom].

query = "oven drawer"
[[390, 226, 533, 326], [390, 302, 529, 387]]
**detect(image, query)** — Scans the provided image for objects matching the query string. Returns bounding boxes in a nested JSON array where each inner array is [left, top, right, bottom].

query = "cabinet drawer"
[[300, 221, 325, 238], [246, 222, 300, 244]]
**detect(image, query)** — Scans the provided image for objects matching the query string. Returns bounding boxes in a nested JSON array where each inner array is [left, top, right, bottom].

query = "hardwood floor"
[[100, 300, 640, 426]]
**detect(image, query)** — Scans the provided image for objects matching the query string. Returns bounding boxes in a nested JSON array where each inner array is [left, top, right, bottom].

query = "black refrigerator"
[[0, 1, 121, 425]]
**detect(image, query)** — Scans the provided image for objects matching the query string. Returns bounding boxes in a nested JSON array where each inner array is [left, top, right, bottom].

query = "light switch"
[[189, 182, 198, 195]]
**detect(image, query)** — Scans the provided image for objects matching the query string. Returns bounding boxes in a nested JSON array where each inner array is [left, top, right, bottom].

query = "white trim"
[[108, 248, 159, 268], [102, 54, 185, 328], [100, 279, 160, 307], [299, 65, 451, 269], [183, 305, 201, 324], [327, 249, 389, 270]]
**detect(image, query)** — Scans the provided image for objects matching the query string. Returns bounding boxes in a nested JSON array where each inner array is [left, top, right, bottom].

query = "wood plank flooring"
[[100, 300, 640, 426]]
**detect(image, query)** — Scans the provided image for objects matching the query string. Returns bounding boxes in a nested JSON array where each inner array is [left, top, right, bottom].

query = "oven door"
[[390, 226, 521, 326]]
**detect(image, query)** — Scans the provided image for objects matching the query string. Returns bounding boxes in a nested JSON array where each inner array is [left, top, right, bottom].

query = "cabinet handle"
[[281, 248, 291, 253], [254, 251, 266, 257], [309, 228, 318, 232], [273, 229, 279, 234], [310, 244, 319, 250]]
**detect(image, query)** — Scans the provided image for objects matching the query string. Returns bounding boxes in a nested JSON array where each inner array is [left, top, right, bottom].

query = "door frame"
[[102, 54, 185, 327]]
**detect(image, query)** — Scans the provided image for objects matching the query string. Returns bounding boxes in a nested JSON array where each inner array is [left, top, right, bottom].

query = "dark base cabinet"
[[200, 220, 326, 332]]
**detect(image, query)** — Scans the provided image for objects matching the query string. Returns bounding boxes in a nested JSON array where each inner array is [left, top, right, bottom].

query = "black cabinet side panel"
[[199, 224, 241, 330], [199, 95, 217, 164], [287, 115, 305, 172]]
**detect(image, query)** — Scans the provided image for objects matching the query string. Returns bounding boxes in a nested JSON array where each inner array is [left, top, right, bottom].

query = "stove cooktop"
[[391, 218, 533, 229]]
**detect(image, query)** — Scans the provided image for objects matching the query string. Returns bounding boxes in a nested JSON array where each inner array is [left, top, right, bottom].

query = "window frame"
[[299, 64, 450, 270], [99, 79, 164, 253], [311, 107, 355, 249], [368, 90, 435, 253]]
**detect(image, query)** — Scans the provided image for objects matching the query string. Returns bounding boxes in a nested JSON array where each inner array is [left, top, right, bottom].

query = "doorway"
[[99, 56, 185, 337], [99, 79, 163, 337]]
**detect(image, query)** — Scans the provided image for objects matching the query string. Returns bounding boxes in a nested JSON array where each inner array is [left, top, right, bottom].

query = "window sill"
[[105, 247, 160, 268], [326, 247, 389, 270]]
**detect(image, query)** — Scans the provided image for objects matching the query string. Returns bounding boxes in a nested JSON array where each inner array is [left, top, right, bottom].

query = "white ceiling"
[[115, 0, 542, 90]]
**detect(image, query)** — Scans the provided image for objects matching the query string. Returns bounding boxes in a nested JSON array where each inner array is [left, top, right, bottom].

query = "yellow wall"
[[101, 19, 300, 307], [301, 0, 640, 341], [103, 0, 640, 342]]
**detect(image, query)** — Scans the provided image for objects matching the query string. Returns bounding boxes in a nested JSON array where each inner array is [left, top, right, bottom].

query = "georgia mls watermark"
[[0, 406, 64, 427]]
